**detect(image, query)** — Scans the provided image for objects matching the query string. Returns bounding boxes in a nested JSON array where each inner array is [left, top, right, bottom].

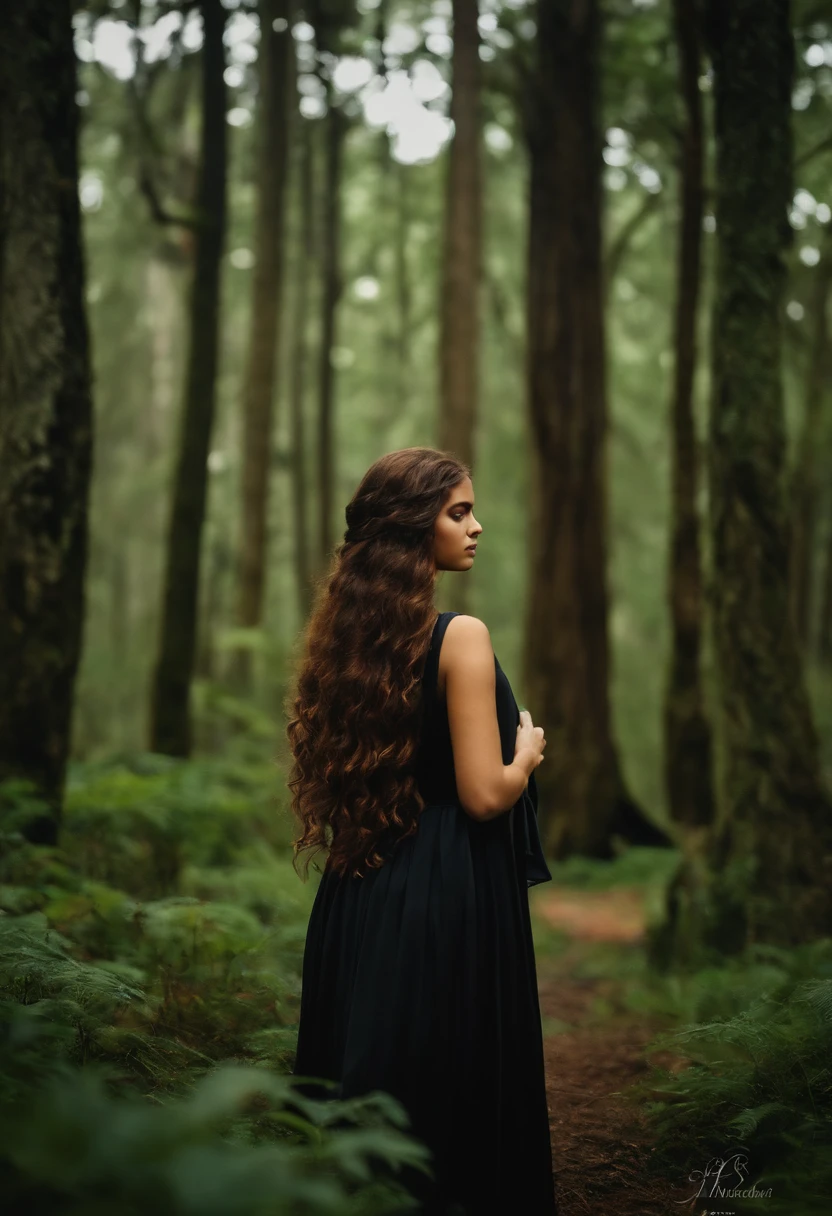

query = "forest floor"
[[534, 886, 698, 1216]]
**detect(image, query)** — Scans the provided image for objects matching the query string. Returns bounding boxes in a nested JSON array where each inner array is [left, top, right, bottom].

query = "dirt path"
[[535, 888, 692, 1216]]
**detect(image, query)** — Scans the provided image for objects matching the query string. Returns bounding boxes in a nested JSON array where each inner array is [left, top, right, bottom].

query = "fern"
[[640, 958, 832, 1214], [0, 1059, 431, 1214], [0, 756, 435, 1211], [728, 1101, 793, 1138]]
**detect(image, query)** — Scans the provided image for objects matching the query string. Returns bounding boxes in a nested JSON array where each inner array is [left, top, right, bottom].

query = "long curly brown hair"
[[285, 447, 470, 881]]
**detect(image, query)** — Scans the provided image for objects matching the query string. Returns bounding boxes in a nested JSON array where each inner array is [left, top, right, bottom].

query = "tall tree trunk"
[[437, 0, 482, 618], [788, 222, 832, 649], [395, 161, 412, 402], [820, 489, 832, 663], [289, 108, 315, 622], [438, 0, 481, 470], [525, 0, 670, 858], [316, 82, 345, 572], [663, 0, 715, 830], [0, 0, 94, 844], [149, 0, 227, 756], [230, 0, 292, 690], [703, 0, 832, 947]]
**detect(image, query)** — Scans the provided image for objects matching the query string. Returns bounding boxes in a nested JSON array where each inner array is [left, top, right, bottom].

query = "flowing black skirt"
[[292, 796, 558, 1215]]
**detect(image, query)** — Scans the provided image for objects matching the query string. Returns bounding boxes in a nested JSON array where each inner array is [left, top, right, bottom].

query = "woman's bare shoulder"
[[438, 616, 493, 695], [443, 614, 492, 649]]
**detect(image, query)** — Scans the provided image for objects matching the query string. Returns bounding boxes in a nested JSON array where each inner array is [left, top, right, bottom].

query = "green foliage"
[[0, 914, 146, 1029], [0, 1007, 431, 1214], [0, 761, 433, 1211], [545, 846, 682, 893], [637, 941, 832, 1213], [61, 753, 290, 896], [0, 761, 305, 1083], [0, 914, 212, 1091]]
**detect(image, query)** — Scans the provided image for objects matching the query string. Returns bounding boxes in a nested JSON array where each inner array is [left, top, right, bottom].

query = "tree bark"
[[703, 0, 832, 947], [289, 106, 315, 622], [788, 222, 831, 650], [230, 0, 292, 690], [0, 0, 94, 844], [316, 82, 345, 572], [820, 489, 832, 663], [663, 0, 715, 830], [438, 0, 481, 471], [149, 0, 227, 756], [525, 0, 671, 858]]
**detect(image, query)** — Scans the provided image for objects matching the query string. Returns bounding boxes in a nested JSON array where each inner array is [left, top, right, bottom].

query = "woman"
[[286, 448, 558, 1215]]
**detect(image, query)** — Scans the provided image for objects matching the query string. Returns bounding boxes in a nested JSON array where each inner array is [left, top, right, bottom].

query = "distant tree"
[[315, 72, 345, 572], [524, 0, 671, 857], [304, 0, 354, 571], [149, 0, 228, 755], [702, 0, 832, 946], [438, 0, 481, 463], [437, 0, 482, 618], [0, 0, 94, 842], [394, 162, 413, 402], [663, 0, 715, 831], [230, 0, 293, 689], [368, 1, 407, 412], [288, 103, 316, 623]]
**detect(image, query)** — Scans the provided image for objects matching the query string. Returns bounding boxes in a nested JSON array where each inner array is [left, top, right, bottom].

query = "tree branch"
[[796, 132, 832, 171], [128, 0, 201, 230], [605, 190, 662, 300]]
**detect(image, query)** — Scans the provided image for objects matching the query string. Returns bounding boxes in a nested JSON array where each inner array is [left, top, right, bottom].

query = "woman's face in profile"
[[433, 476, 482, 572]]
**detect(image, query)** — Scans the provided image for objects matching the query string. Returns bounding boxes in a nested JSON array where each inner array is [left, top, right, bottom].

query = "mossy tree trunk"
[[820, 500, 832, 663], [230, 0, 293, 691], [524, 0, 672, 858], [0, 0, 94, 843], [702, 0, 832, 947], [149, 0, 228, 756], [663, 0, 715, 832], [788, 222, 831, 650]]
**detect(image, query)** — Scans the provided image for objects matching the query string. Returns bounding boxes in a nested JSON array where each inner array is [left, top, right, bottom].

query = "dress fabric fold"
[[292, 610, 558, 1215]]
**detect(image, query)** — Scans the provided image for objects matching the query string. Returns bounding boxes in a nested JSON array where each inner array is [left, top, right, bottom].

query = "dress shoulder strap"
[[422, 611, 459, 704]]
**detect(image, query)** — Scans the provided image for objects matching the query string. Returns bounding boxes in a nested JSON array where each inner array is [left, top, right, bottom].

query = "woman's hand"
[[516, 709, 546, 768]]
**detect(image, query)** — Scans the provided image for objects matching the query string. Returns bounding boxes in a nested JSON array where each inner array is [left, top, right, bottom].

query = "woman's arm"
[[443, 615, 538, 821]]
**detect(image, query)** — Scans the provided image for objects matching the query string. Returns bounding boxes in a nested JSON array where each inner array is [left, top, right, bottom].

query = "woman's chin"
[[436, 553, 476, 572]]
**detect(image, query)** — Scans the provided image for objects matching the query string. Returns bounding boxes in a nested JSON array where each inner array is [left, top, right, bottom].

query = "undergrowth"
[[532, 847, 832, 1212], [0, 758, 433, 1213], [4, 761, 831, 1213], [633, 940, 832, 1214]]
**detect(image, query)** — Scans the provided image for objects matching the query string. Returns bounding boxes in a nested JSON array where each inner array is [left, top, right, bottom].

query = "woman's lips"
[[465, 545, 477, 553]]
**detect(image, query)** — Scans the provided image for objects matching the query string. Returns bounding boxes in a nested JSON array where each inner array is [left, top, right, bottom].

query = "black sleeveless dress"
[[291, 611, 558, 1215]]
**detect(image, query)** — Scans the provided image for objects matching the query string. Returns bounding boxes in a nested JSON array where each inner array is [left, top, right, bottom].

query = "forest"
[[1, 0, 832, 1211]]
